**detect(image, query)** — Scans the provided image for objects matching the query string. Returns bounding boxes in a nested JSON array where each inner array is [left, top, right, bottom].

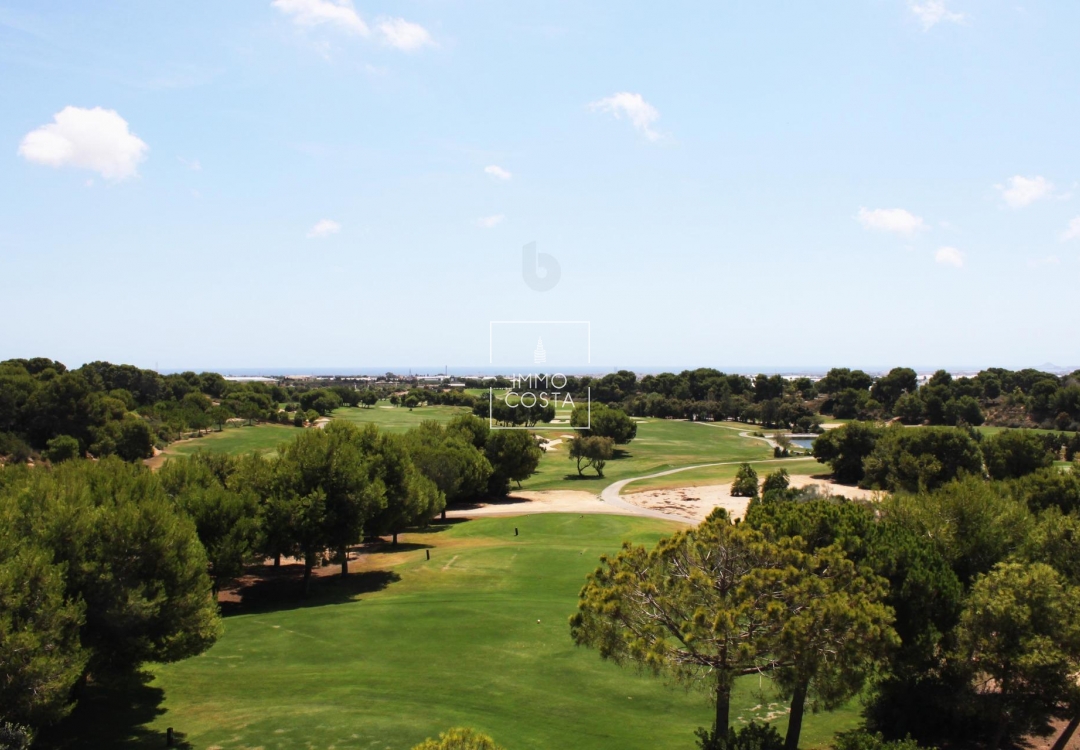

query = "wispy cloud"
[[19, 106, 148, 181], [475, 214, 505, 229], [307, 218, 342, 238], [910, 1, 965, 30], [178, 156, 202, 172], [272, 0, 368, 36], [935, 246, 964, 267], [1061, 217, 1080, 242], [856, 207, 927, 236], [272, 0, 434, 51], [589, 92, 663, 142], [484, 165, 512, 181], [376, 17, 434, 51], [996, 175, 1055, 208]]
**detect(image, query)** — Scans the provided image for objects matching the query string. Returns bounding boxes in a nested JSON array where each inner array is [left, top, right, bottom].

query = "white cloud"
[[589, 92, 662, 141], [484, 165, 512, 181], [307, 218, 342, 238], [1061, 217, 1080, 242], [178, 156, 201, 171], [856, 207, 926, 236], [475, 214, 504, 229], [18, 106, 148, 181], [910, 1, 965, 30], [935, 246, 964, 267], [996, 175, 1054, 208], [271, 0, 369, 36], [376, 17, 434, 51]]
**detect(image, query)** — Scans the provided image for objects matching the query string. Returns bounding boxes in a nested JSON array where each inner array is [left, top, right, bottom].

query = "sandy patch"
[[445, 490, 625, 519], [622, 476, 880, 523]]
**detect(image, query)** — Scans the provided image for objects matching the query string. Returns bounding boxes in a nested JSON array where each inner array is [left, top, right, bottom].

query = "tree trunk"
[[784, 680, 809, 750], [274, 553, 281, 569], [1051, 713, 1080, 750], [302, 553, 313, 597], [441, 509, 446, 521], [340, 544, 348, 577], [714, 677, 732, 739], [392, 531, 399, 545], [991, 712, 1008, 750]]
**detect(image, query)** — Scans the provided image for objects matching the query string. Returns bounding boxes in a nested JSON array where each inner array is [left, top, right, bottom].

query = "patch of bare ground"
[[622, 475, 880, 523]]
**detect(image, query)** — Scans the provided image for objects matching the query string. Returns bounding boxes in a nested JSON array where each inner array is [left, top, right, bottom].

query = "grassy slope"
[[165, 424, 304, 459], [622, 457, 826, 493], [70, 515, 858, 750]]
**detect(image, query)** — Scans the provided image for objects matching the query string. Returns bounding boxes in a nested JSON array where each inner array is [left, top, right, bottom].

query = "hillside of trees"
[[461, 366, 1080, 432]]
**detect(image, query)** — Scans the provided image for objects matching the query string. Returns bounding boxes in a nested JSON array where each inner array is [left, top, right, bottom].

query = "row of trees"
[[453, 366, 1080, 432], [156, 415, 543, 596], [812, 422, 1072, 491], [0, 414, 545, 738]]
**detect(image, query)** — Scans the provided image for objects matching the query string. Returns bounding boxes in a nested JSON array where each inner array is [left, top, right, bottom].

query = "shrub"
[[695, 721, 783, 750], [731, 463, 759, 498], [411, 727, 504, 750], [761, 469, 790, 496], [44, 435, 80, 463], [833, 729, 924, 750], [982, 430, 1053, 480], [0, 723, 33, 750]]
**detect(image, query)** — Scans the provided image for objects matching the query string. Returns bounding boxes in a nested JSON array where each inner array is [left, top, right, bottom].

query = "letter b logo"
[[521, 242, 561, 292]]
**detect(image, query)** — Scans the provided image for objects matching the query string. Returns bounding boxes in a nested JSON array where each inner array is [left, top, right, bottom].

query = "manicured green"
[[331, 403, 472, 433], [57, 514, 859, 749], [975, 426, 1076, 437], [521, 420, 773, 492], [165, 424, 303, 459]]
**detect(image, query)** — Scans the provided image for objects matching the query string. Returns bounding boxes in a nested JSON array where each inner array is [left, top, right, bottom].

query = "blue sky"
[[1, 0, 1078, 373]]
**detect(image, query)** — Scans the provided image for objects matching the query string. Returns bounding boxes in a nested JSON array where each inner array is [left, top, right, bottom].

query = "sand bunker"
[[622, 476, 880, 523]]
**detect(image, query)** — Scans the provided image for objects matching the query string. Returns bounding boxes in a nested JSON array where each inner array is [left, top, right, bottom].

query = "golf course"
[[55, 514, 858, 750], [68, 402, 858, 749]]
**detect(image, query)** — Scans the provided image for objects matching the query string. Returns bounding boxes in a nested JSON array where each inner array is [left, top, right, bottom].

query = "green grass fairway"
[[975, 426, 1076, 437], [622, 457, 826, 493], [331, 403, 472, 433], [57, 515, 858, 749], [522, 420, 774, 493], [164, 424, 304, 459]]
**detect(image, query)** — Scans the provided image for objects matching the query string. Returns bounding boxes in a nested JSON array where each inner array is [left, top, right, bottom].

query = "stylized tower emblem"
[[533, 337, 547, 364]]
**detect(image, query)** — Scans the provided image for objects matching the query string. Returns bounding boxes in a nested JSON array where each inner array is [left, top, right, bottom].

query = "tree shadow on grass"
[[37, 671, 190, 750], [560, 473, 606, 482], [364, 541, 433, 555], [412, 518, 469, 531], [219, 566, 400, 617]]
